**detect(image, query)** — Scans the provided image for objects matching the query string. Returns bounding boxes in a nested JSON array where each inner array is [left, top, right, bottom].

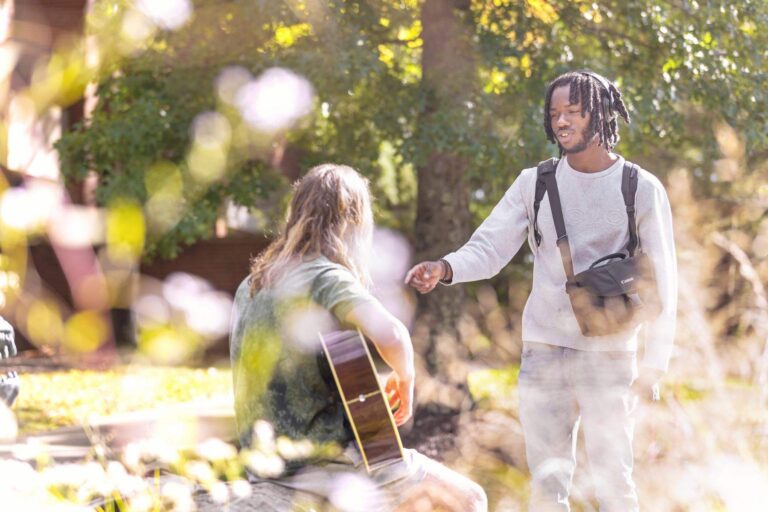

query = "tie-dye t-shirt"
[[229, 256, 376, 452]]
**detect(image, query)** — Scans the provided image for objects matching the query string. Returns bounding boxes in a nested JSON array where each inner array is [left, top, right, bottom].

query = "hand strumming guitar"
[[385, 371, 414, 426], [345, 300, 416, 427], [404, 260, 451, 294]]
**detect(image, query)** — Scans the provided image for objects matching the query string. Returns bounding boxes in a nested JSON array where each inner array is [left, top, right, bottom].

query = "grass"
[[13, 366, 233, 436]]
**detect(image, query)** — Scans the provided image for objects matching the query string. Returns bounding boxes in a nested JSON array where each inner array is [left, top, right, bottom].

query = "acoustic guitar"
[[318, 329, 405, 473]]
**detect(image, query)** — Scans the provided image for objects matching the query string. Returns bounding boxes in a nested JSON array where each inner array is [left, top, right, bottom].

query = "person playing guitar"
[[229, 163, 487, 511]]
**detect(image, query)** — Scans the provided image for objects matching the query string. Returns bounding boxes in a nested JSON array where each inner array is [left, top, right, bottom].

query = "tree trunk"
[[416, 0, 475, 378]]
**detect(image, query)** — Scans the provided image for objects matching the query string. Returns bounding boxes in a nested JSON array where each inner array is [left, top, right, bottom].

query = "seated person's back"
[[230, 255, 371, 452], [229, 163, 487, 512]]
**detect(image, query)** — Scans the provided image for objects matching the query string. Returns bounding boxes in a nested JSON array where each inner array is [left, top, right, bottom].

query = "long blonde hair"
[[249, 163, 373, 295]]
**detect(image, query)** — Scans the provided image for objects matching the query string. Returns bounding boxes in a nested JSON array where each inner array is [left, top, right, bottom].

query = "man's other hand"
[[404, 260, 444, 294], [633, 367, 664, 401]]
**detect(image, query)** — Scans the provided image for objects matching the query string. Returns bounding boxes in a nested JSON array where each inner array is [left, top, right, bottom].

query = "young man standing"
[[406, 70, 677, 511]]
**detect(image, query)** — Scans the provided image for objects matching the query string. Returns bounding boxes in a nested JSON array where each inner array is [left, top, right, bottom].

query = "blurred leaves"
[[62, 311, 109, 353], [49, 0, 767, 262], [467, 365, 519, 410], [106, 200, 146, 264], [24, 300, 64, 347], [671, 380, 710, 402], [137, 324, 202, 366]]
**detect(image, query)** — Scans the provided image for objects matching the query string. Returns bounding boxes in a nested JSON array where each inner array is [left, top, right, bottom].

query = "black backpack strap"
[[621, 161, 639, 256], [539, 162, 575, 280], [533, 158, 558, 247]]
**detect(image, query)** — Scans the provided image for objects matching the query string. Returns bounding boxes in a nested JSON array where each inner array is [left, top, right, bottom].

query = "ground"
[[401, 403, 459, 461]]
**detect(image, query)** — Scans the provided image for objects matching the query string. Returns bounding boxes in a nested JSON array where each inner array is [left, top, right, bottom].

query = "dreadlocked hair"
[[248, 163, 373, 296], [543, 71, 630, 154]]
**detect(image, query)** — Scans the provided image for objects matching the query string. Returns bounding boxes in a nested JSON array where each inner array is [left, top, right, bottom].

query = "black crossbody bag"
[[532, 158, 661, 337]]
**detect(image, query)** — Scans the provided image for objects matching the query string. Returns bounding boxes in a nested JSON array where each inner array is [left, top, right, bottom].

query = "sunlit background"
[[0, 0, 767, 510]]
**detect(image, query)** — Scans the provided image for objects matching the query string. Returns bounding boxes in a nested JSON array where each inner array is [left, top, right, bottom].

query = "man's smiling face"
[[549, 84, 595, 154]]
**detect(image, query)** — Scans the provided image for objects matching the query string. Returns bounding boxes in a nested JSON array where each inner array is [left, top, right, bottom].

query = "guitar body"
[[318, 330, 405, 473]]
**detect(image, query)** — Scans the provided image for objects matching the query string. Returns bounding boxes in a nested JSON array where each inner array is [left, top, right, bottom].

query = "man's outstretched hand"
[[404, 260, 445, 294]]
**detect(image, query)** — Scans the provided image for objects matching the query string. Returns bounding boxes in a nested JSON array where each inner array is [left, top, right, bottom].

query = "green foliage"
[[55, 0, 767, 260], [672, 379, 710, 402], [467, 364, 520, 410], [56, 64, 285, 259]]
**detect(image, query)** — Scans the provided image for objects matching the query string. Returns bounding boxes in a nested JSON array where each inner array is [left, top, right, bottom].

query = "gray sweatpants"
[[519, 341, 639, 512]]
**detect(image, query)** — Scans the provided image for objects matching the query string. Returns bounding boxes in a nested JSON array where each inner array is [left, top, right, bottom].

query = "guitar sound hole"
[[359, 394, 366, 402]]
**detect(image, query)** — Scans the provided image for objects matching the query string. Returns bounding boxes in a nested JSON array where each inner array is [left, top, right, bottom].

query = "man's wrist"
[[438, 259, 453, 284]]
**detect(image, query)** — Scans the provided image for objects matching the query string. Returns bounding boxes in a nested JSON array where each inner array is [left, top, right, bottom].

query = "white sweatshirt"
[[443, 155, 678, 372]]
